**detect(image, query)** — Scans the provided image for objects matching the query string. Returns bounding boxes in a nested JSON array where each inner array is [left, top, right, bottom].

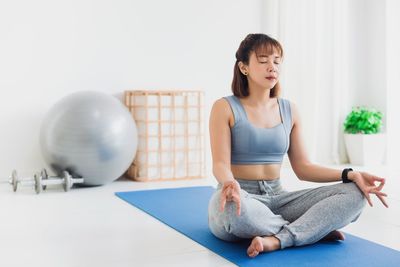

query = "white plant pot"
[[344, 133, 386, 165]]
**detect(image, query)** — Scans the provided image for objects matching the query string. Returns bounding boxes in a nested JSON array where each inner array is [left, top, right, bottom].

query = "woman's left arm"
[[287, 102, 388, 208]]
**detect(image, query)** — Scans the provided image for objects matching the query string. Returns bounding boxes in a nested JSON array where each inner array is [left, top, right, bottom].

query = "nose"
[[266, 62, 277, 73]]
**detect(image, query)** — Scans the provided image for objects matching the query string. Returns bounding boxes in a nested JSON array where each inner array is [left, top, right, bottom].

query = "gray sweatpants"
[[208, 178, 366, 249]]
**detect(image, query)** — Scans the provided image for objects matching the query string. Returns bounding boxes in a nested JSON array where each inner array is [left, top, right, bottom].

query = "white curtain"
[[262, 0, 385, 165]]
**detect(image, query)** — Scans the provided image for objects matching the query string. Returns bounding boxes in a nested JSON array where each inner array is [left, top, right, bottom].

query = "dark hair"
[[231, 33, 283, 98]]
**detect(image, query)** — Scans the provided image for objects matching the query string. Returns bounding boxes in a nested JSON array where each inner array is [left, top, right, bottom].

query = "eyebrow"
[[258, 55, 281, 59], [257, 54, 280, 57]]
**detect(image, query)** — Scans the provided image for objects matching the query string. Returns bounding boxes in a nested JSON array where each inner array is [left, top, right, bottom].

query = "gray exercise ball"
[[40, 91, 137, 186]]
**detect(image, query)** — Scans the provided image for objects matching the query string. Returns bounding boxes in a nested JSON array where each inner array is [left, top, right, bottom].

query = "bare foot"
[[321, 230, 345, 242], [247, 236, 280, 258]]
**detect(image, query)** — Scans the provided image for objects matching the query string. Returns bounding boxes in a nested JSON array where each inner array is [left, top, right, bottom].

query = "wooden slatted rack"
[[124, 90, 206, 181]]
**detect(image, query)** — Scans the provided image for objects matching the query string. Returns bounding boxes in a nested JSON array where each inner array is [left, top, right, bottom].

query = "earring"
[[243, 72, 248, 75]]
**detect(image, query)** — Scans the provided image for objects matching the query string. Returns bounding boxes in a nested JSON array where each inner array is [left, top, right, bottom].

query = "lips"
[[266, 77, 276, 80]]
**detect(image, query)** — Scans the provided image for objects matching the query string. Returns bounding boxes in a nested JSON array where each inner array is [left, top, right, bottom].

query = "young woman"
[[208, 33, 388, 258]]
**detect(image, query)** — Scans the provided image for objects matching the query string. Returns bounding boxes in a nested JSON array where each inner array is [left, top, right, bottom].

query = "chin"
[[263, 82, 277, 89]]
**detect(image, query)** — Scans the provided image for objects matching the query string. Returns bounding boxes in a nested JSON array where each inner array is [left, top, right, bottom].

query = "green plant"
[[343, 107, 383, 134]]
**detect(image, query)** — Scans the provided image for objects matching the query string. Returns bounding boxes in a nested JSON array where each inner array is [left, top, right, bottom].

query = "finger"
[[369, 186, 386, 194], [236, 201, 241, 216], [220, 195, 226, 212], [373, 176, 385, 183], [363, 191, 373, 207], [233, 195, 241, 216], [366, 197, 373, 207], [370, 190, 387, 197], [224, 186, 230, 195], [377, 194, 389, 208], [366, 184, 383, 193], [231, 194, 239, 204], [226, 187, 232, 198], [222, 183, 232, 191]]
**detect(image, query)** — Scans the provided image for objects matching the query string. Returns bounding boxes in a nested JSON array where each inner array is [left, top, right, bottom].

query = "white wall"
[[0, 0, 262, 178], [348, 0, 386, 126], [386, 0, 400, 168], [261, 0, 388, 165]]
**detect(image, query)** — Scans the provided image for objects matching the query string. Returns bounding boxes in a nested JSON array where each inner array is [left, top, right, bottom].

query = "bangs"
[[254, 41, 283, 58]]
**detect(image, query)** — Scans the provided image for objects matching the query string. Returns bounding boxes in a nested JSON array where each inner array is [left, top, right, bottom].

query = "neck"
[[244, 84, 274, 107]]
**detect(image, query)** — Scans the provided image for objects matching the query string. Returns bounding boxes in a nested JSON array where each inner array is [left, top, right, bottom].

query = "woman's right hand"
[[220, 180, 241, 216]]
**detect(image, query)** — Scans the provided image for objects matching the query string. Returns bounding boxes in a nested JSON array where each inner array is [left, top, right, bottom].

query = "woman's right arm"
[[209, 98, 241, 215], [209, 98, 235, 184]]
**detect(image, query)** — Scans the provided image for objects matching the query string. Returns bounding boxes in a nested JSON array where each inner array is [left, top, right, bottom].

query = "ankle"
[[263, 236, 281, 251], [271, 236, 281, 250]]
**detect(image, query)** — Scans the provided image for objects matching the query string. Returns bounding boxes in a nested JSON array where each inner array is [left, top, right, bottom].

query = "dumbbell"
[[36, 168, 84, 193], [9, 170, 39, 192], [8, 169, 84, 194]]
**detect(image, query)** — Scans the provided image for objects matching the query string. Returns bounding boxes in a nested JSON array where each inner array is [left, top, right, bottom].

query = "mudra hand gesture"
[[220, 180, 242, 216], [349, 171, 388, 208]]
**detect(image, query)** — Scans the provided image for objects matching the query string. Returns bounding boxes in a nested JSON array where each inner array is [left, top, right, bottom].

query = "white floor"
[[1, 165, 399, 267]]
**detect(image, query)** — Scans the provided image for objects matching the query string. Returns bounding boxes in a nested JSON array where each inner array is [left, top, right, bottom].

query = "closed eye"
[[259, 61, 280, 65]]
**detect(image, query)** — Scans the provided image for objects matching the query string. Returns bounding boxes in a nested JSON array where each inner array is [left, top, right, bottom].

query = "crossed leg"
[[247, 183, 365, 257]]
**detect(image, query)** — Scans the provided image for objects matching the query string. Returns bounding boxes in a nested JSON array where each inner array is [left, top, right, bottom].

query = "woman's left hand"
[[348, 171, 388, 208]]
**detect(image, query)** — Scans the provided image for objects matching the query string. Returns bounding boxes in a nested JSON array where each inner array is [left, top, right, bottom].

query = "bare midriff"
[[230, 164, 281, 181]]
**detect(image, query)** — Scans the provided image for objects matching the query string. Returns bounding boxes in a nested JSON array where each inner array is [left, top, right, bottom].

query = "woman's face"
[[244, 50, 281, 90]]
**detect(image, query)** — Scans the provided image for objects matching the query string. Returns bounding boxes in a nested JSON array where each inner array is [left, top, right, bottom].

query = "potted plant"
[[343, 107, 385, 165]]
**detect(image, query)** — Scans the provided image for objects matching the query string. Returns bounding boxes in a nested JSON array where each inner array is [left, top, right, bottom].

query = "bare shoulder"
[[212, 98, 230, 112], [211, 98, 231, 119], [210, 97, 234, 126]]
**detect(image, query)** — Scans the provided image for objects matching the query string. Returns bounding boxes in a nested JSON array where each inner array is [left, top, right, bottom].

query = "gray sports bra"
[[224, 95, 293, 165]]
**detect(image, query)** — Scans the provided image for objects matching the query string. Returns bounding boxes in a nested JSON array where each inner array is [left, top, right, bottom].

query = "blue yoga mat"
[[115, 186, 400, 267]]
